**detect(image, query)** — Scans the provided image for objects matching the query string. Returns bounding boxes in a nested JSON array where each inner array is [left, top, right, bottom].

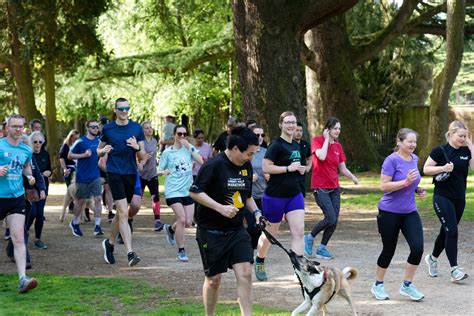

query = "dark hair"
[[245, 119, 258, 128], [297, 122, 303, 127], [114, 97, 129, 107], [193, 128, 204, 138], [85, 119, 98, 128], [249, 124, 263, 132], [323, 117, 340, 131], [100, 115, 109, 125], [227, 126, 259, 152], [7, 114, 25, 126], [394, 128, 418, 151], [29, 118, 41, 129], [173, 124, 187, 134]]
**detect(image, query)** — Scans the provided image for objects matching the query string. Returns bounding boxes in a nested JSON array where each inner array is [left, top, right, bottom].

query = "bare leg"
[[286, 209, 305, 255], [233, 262, 252, 316], [256, 222, 281, 258], [8, 214, 26, 278], [203, 274, 222, 316], [376, 266, 387, 282], [115, 199, 133, 253], [93, 196, 102, 222], [403, 263, 418, 282], [170, 203, 186, 248]]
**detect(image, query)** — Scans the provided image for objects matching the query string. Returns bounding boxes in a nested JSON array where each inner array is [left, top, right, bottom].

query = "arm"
[[338, 162, 358, 184], [136, 140, 146, 161], [315, 130, 330, 160], [423, 156, 453, 175], [97, 141, 113, 157], [262, 158, 305, 174], [68, 150, 91, 160], [305, 156, 312, 173], [246, 196, 262, 222], [380, 169, 418, 192], [42, 152, 52, 178], [466, 135, 474, 170], [189, 191, 238, 219], [22, 163, 35, 186]]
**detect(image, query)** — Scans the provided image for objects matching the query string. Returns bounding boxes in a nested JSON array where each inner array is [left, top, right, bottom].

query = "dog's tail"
[[342, 267, 358, 281]]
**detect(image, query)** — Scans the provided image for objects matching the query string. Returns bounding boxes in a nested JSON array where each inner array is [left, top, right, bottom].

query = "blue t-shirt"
[[100, 120, 145, 175], [159, 145, 197, 198], [378, 152, 421, 214], [0, 138, 32, 198], [70, 136, 100, 183]]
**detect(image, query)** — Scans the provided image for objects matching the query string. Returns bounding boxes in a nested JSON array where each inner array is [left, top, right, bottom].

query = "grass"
[[0, 273, 287, 315], [339, 172, 474, 221]]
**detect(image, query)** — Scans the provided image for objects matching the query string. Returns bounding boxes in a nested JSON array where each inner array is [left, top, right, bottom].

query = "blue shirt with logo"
[[70, 136, 100, 183], [0, 138, 32, 198]]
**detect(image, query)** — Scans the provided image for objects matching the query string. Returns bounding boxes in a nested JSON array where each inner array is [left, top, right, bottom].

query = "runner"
[[190, 126, 261, 316], [98, 98, 145, 267], [294, 122, 312, 195], [0, 114, 38, 293]]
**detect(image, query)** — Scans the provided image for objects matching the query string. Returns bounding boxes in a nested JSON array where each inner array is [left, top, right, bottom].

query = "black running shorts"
[[106, 172, 136, 203], [0, 195, 27, 220], [196, 226, 253, 277]]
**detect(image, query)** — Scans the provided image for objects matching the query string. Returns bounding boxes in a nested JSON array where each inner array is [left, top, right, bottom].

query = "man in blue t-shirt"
[[0, 115, 38, 293], [98, 98, 146, 267], [68, 119, 103, 238]]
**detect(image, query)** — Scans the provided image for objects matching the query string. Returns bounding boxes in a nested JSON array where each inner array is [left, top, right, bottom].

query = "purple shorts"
[[262, 192, 305, 223]]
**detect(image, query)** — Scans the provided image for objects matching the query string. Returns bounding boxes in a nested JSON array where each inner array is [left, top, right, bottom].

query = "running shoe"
[[154, 220, 164, 232], [451, 267, 469, 282], [107, 212, 115, 223], [316, 247, 333, 260], [254, 261, 268, 281], [399, 283, 424, 301], [18, 276, 38, 293], [304, 234, 314, 257], [164, 224, 176, 246], [4, 228, 11, 240], [94, 225, 104, 236], [371, 282, 390, 300], [34, 239, 48, 249], [127, 251, 141, 267], [102, 239, 115, 264], [425, 254, 438, 277], [69, 221, 83, 237], [177, 250, 189, 262]]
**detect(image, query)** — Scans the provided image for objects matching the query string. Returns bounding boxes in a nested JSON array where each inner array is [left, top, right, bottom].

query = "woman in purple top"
[[192, 129, 213, 179], [371, 128, 426, 302]]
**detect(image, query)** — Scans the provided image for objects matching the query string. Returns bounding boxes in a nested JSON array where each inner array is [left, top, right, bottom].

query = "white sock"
[[95, 218, 101, 226]]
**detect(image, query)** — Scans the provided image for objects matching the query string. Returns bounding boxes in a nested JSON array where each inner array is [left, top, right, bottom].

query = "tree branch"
[[405, 23, 474, 36]]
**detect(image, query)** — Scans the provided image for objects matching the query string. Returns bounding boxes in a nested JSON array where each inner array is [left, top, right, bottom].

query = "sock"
[[155, 219, 161, 224], [318, 244, 326, 251], [169, 226, 175, 235], [375, 280, 384, 286], [178, 247, 185, 252], [430, 254, 437, 262], [19, 275, 26, 280], [95, 218, 101, 226], [403, 280, 412, 287], [72, 217, 80, 225], [256, 256, 265, 263], [154, 215, 161, 221]]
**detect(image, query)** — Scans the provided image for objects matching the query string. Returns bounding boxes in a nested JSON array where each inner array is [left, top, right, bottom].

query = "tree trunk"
[[307, 16, 380, 168], [6, 0, 42, 122], [232, 1, 307, 140], [422, 0, 465, 158]]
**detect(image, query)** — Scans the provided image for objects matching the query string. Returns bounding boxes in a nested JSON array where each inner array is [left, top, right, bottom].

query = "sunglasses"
[[255, 133, 265, 137], [33, 140, 44, 144], [176, 132, 187, 137], [88, 125, 99, 129], [115, 107, 130, 112]]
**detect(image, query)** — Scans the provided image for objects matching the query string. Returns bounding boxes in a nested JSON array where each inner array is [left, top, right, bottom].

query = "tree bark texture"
[[423, 0, 465, 156], [306, 16, 380, 168], [6, 0, 42, 122]]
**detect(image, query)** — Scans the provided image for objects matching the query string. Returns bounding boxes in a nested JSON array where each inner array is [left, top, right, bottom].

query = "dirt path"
[[1, 183, 473, 315]]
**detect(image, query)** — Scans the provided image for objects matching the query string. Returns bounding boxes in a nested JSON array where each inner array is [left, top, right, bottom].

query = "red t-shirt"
[[311, 135, 346, 189]]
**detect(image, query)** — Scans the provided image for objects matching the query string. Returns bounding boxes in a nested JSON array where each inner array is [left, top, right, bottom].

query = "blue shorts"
[[262, 192, 305, 223], [133, 173, 141, 196]]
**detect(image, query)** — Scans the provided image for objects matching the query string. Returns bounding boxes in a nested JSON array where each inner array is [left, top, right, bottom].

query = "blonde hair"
[[394, 128, 418, 151], [445, 120, 468, 142], [63, 129, 80, 146]]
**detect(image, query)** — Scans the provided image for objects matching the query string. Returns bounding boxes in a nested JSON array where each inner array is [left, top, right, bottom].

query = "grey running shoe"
[[451, 267, 468, 283], [371, 282, 390, 300], [102, 239, 115, 264], [177, 250, 189, 262], [425, 254, 438, 277], [164, 224, 176, 246], [399, 283, 424, 301], [154, 221, 164, 232], [18, 276, 38, 293], [254, 261, 268, 281], [316, 247, 333, 260], [34, 239, 48, 249], [127, 251, 141, 267]]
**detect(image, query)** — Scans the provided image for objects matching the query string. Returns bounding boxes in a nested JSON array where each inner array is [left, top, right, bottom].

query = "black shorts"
[[196, 226, 253, 277], [140, 176, 159, 201], [0, 195, 27, 220], [166, 196, 194, 207], [106, 172, 136, 203]]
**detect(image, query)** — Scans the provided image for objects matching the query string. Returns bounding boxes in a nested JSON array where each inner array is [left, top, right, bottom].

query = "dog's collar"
[[297, 268, 337, 304]]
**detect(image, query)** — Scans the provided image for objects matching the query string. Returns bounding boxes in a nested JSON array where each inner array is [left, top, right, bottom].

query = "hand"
[[405, 169, 419, 184], [179, 138, 191, 150], [63, 168, 71, 177], [263, 173, 270, 181], [252, 173, 258, 182], [39, 190, 46, 200], [443, 162, 454, 173], [42, 170, 52, 178], [27, 175, 35, 186], [416, 187, 426, 199], [220, 205, 239, 219], [466, 134, 473, 150], [352, 175, 359, 185], [160, 169, 171, 176], [83, 149, 92, 158], [101, 145, 113, 154], [126, 136, 139, 151], [323, 128, 330, 141], [138, 162, 144, 172], [0, 165, 8, 176]]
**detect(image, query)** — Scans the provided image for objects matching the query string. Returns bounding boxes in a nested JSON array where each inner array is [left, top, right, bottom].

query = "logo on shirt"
[[460, 156, 469, 160], [289, 150, 301, 160], [241, 169, 248, 177], [4, 152, 12, 157]]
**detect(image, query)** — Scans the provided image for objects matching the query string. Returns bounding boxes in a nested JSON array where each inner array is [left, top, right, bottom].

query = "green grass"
[[0, 273, 288, 315], [340, 172, 474, 221]]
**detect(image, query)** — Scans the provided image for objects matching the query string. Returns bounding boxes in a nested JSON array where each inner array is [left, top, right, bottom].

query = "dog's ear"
[[289, 251, 301, 270]]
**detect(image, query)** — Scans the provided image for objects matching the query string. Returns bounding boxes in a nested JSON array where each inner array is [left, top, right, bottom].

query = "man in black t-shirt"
[[190, 126, 260, 316], [212, 116, 238, 155], [294, 122, 312, 194]]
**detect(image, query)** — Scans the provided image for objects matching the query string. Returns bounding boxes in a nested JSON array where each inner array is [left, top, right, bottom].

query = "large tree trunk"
[[7, 0, 42, 122], [422, 0, 465, 157], [307, 16, 379, 168]]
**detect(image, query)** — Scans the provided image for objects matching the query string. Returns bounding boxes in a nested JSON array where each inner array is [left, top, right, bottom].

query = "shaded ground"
[[1, 183, 473, 315]]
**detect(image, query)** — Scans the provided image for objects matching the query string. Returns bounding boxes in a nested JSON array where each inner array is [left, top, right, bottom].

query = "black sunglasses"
[[33, 140, 44, 144], [115, 106, 130, 112], [176, 132, 187, 137], [255, 133, 265, 137], [88, 125, 99, 129]]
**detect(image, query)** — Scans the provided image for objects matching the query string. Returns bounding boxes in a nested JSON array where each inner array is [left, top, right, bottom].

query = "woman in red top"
[[304, 117, 358, 260]]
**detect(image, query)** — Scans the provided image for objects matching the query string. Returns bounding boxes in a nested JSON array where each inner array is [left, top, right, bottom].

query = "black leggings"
[[376, 210, 424, 269], [431, 194, 465, 267]]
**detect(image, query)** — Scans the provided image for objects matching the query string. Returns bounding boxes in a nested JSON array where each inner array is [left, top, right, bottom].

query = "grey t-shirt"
[[251, 147, 267, 199], [140, 137, 158, 180]]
